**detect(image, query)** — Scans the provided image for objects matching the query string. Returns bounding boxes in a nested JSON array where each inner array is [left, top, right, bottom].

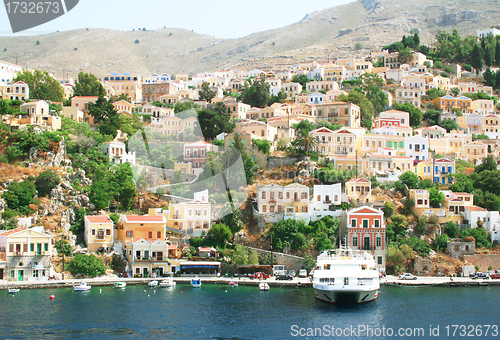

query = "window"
[[30, 243, 34, 252], [363, 220, 368, 228], [262, 205, 267, 213], [375, 220, 380, 228], [353, 236, 358, 247], [376, 237, 382, 247], [351, 219, 356, 228], [126, 231, 133, 238], [23, 244, 28, 252], [106, 229, 111, 236], [378, 256, 383, 265], [148, 231, 153, 238], [301, 192, 307, 199], [262, 191, 266, 199], [91, 229, 96, 236], [44, 243, 48, 251]]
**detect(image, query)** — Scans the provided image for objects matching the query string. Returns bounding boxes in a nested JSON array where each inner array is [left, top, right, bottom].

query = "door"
[[143, 267, 148, 277], [364, 237, 370, 250], [18, 270, 24, 281], [37, 243, 42, 255]]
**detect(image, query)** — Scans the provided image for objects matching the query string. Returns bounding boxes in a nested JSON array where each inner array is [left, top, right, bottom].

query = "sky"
[[0, 0, 355, 38]]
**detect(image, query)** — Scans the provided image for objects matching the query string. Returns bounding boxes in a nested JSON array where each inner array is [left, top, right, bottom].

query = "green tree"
[[434, 234, 449, 252], [73, 72, 106, 97], [88, 96, 121, 138], [293, 129, 318, 153], [241, 77, 270, 108], [393, 102, 423, 128], [13, 69, 64, 102], [269, 219, 308, 251], [460, 227, 491, 248], [398, 47, 413, 63], [291, 74, 311, 88], [198, 81, 216, 103], [439, 118, 459, 132], [3, 180, 37, 215], [484, 47, 494, 67], [337, 89, 374, 129], [483, 68, 496, 88], [470, 44, 484, 74], [111, 163, 137, 210], [429, 187, 445, 208], [252, 139, 271, 155], [197, 108, 234, 140], [444, 221, 459, 238], [426, 87, 446, 100], [55, 240, 73, 256], [68, 254, 106, 277], [205, 224, 232, 248], [398, 171, 419, 189], [35, 170, 60, 197], [248, 250, 259, 265], [231, 244, 249, 265], [382, 201, 395, 218], [358, 73, 388, 113], [449, 173, 474, 193], [496, 40, 500, 66]]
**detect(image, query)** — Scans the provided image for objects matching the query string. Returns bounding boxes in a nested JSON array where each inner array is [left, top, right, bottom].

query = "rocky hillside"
[[0, 0, 500, 76]]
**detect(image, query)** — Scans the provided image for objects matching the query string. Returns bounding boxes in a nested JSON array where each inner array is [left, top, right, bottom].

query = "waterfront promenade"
[[1, 274, 498, 289]]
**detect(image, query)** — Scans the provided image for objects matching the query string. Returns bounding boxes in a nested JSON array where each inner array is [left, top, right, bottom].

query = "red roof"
[[465, 206, 485, 211], [0, 227, 28, 236], [347, 178, 370, 183], [86, 216, 112, 223], [125, 216, 164, 222]]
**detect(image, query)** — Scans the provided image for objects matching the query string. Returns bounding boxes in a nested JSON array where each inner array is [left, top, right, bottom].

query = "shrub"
[[35, 170, 60, 197], [68, 254, 106, 277], [434, 234, 449, 252]]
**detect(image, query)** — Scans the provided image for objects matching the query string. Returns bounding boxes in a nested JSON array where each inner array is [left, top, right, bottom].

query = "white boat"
[[114, 282, 126, 288], [73, 282, 91, 291], [259, 282, 270, 291], [228, 281, 238, 287], [191, 276, 202, 288], [159, 278, 176, 288], [8, 288, 20, 293], [313, 247, 380, 304], [148, 280, 159, 287]]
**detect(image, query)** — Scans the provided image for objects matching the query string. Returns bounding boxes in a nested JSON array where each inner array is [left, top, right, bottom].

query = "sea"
[[1, 284, 499, 339]]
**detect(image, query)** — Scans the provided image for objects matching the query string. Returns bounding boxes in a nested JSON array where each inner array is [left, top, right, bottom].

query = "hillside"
[[1, 0, 500, 76]]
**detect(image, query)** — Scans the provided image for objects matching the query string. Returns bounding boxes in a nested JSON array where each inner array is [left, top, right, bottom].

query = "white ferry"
[[312, 247, 379, 304]]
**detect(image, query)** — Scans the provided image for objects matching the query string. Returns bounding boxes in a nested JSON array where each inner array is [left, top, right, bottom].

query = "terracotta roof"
[[347, 178, 370, 183], [124, 216, 164, 222], [465, 206, 486, 211], [86, 216, 112, 223], [0, 227, 28, 236]]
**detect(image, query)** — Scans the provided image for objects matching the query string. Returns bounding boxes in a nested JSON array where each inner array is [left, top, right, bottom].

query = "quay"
[[1, 275, 499, 290]]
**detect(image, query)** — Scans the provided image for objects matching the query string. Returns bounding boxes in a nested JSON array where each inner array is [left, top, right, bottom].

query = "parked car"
[[298, 269, 307, 278], [288, 270, 296, 277], [398, 273, 417, 280], [472, 272, 490, 279], [277, 274, 293, 281], [249, 272, 270, 280], [490, 273, 500, 279]]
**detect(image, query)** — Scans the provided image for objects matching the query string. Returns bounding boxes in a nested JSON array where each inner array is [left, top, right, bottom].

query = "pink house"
[[183, 140, 218, 174]]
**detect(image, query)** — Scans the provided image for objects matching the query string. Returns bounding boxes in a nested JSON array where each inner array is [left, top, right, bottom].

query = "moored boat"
[[8, 288, 20, 293], [259, 282, 270, 291], [313, 247, 380, 304], [148, 280, 159, 287], [228, 281, 238, 287], [160, 278, 176, 288], [191, 276, 202, 288], [73, 282, 91, 291], [114, 282, 126, 288]]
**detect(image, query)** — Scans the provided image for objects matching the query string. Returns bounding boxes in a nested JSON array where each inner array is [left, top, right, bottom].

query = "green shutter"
[[30, 243, 34, 252]]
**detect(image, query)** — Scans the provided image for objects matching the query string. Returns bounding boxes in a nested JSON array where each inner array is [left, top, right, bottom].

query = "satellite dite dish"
[[4, 0, 79, 33]]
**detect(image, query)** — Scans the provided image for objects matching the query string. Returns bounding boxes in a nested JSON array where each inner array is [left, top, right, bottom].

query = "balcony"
[[323, 200, 331, 204], [269, 199, 276, 204], [174, 215, 181, 219], [293, 198, 300, 202]]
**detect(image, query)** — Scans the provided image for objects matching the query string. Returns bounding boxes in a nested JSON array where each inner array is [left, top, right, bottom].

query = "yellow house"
[[118, 215, 166, 243], [112, 100, 135, 115], [4, 81, 29, 101], [345, 178, 372, 204], [174, 162, 192, 174], [310, 127, 336, 156], [463, 141, 488, 163], [84, 215, 114, 253], [483, 114, 500, 133], [0, 227, 52, 281], [103, 72, 142, 102], [149, 190, 211, 237], [433, 95, 472, 114], [315, 102, 361, 127], [71, 96, 99, 126], [414, 158, 455, 185], [176, 74, 188, 81], [330, 156, 364, 173], [61, 107, 84, 122], [123, 238, 170, 277], [257, 183, 310, 215]]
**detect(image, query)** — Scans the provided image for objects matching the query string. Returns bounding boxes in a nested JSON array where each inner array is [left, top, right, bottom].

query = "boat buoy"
[[144, 290, 146, 293], [50, 289, 52, 291], [181, 291, 183, 293], [49, 295, 55, 300], [41, 291, 44, 293], [225, 290, 227, 293], [99, 289, 102, 293], [12, 295, 14, 298], [148, 295, 150, 297]]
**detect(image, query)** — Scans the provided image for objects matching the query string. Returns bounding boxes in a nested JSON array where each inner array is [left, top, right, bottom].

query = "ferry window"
[[344, 278, 349, 285], [324, 264, 331, 270]]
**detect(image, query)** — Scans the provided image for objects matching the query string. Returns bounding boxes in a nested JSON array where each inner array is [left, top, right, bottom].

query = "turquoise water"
[[1, 284, 500, 339]]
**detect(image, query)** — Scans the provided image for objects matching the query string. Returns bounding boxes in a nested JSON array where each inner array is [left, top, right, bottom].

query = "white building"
[[477, 28, 500, 39], [102, 137, 136, 165], [462, 207, 500, 244], [310, 184, 342, 211], [0, 61, 22, 84], [405, 135, 429, 161]]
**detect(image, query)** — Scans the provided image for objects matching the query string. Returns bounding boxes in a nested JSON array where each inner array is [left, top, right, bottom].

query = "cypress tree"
[[413, 33, 420, 48], [495, 41, 500, 66], [484, 47, 493, 67], [470, 44, 484, 74]]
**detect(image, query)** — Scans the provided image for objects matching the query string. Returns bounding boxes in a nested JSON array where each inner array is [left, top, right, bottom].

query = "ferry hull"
[[314, 288, 378, 304]]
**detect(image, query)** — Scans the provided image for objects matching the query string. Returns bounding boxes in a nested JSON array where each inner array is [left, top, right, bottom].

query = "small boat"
[[228, 281, 238, 287], [148, 280, 159, 287], [114, 282, 126, 289], [259, 282, 270, 291], [8, 288, 20, 293], [73, 282, 91, 291], [191, 276, 202, 288], [159, 278, 176, 288]]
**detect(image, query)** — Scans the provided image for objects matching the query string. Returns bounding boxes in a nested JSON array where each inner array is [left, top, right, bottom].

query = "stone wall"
[[462, 254, 500, 272], [267, 156, 301, 169], [247, 246, 305, 272]]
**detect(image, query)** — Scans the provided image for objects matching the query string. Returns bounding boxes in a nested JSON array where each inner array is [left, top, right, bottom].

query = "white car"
[[399, 273, 417, 280]]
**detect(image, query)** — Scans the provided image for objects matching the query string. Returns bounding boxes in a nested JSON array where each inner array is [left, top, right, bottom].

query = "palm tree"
[[294, 128, 318, 153]]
